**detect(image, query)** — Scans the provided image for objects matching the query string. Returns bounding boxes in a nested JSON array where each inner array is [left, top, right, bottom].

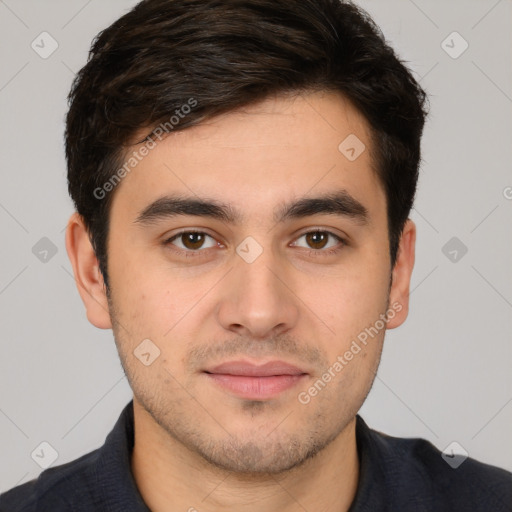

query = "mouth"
[[203, 360, 309, 400]]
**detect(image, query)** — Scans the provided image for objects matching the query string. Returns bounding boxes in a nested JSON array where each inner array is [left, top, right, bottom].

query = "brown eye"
[[305, 231, 329, 250], [291, 230, 345, 253], [166, 231, 217, 252], [181, 232, 206, 250]]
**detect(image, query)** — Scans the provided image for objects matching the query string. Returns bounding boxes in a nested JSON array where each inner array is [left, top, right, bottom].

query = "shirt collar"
[[93, 400, 151, 511]]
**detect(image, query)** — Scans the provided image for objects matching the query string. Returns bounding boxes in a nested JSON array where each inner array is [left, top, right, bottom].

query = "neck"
[[131, 401, 360, 512]]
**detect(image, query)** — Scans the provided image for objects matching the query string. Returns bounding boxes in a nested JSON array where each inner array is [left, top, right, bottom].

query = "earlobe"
[[65, 212, 112, 329], [387, 219, 416, 329]]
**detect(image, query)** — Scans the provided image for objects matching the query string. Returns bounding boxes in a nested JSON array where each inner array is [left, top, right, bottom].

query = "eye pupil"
[[183, 232, 205, 250], [306, 231, 328, 249], [171, 230, 339, 255]]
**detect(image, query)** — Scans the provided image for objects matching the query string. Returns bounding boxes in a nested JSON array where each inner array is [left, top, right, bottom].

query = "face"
[[70, 90, 414, 475]]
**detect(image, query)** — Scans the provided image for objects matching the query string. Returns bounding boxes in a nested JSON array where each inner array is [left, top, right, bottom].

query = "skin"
[[66, 90, 415, 512]]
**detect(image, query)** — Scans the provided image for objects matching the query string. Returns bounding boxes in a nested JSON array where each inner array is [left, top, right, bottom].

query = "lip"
[[206, 360, 306, 377], [204, 360, 308, 400]]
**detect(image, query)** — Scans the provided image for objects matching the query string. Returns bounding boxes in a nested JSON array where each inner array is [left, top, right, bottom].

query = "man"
[[1, 0, 511, 510]]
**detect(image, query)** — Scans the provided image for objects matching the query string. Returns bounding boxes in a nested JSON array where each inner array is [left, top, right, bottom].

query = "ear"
[[65, 212, 112, 329], [386, 219, 416, 329]]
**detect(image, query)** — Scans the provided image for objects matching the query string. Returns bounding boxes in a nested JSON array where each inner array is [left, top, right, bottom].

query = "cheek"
[[110, 275, 206, 370], [109, 251, 181, 326], [109, 277, 175, 348], [313, 266, 389, 335]]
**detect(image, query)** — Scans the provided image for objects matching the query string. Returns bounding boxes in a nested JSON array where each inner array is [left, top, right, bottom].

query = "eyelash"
[[163, 229, 346, 259]]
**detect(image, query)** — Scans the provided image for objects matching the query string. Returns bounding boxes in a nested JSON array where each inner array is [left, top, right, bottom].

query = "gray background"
[[1, 0, 511, 492]]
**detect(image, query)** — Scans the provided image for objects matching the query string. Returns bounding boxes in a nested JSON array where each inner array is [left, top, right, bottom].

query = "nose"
[[215, 243, 300, 340]]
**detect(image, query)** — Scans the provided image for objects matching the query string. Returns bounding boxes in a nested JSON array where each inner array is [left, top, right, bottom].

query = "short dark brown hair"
[[65, 0, 428, 290]]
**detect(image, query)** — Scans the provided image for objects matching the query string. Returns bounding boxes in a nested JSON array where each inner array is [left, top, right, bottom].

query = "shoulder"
[[358, 417, 512, 511], [395, 434, 511, 509], [0, 448, 101, 512], [0, 401, 141, 512]]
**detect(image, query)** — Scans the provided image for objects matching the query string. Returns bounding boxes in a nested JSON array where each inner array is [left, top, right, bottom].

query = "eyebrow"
[[134, 190, 369, 227]]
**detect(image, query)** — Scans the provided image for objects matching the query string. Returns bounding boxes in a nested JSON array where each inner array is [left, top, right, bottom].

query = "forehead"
[[109, 90, 385, 224]]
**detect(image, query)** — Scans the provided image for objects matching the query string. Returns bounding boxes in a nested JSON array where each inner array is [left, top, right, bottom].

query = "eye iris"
[[306, 231, 328, 249], [177, 232, 332, 251], [183, 232, 205, 250]]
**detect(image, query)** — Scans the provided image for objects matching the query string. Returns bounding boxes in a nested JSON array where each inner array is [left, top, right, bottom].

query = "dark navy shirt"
[[1, 400, 511, 511]]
